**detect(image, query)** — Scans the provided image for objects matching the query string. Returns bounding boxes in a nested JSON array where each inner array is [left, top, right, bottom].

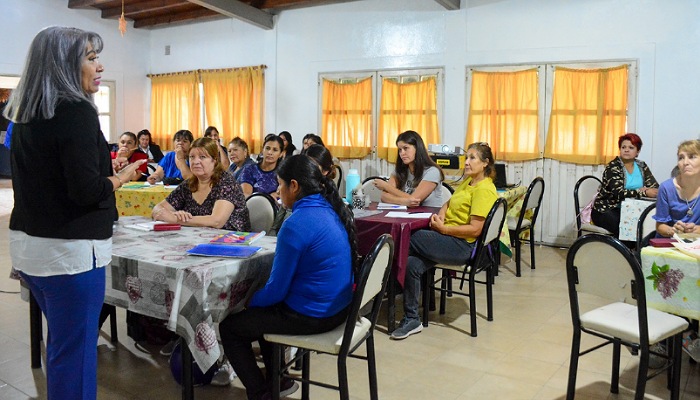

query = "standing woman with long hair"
[[219, 155, 359, 400], [374, 130, 445, 207], [5, 27, 144, 399]]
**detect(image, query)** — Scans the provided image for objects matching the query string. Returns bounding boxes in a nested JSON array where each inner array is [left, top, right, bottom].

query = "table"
[[27, 216, 276, 399], [619, 198, 655, 241], [116, 184, 175, 217], [640, 246, 700, 320]]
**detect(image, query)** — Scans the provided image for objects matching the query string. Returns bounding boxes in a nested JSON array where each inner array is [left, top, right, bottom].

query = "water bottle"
[[346, 169, 360, 204]]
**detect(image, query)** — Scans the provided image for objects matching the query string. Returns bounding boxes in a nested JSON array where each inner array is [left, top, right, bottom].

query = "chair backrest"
[[340, 234, 394, 355], [361, 176, 386, 203], [246, 192, 278, 232], [331, 164, 343, 190], [574, 175, 602, 234], [515, 177, 545, 229], [468, 198, 507, 274], [636, 203, 657, 252], [566, 234, 649, 342], [440, 182, 454, 201]]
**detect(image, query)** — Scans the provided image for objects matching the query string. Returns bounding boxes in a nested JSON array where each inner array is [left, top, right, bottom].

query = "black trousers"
[[591, 207, 621, 236], [219, 303, 348, 400]]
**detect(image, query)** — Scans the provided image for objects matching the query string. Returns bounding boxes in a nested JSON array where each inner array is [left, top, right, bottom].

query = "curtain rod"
[[147, 65, 267, 78]]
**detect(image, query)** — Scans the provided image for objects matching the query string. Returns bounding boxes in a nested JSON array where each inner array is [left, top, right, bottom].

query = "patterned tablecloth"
[[107, 216, 276, 370], [116, 184, 176, 217], [497, 185, 528, 255], [640, 246, 700, 320]]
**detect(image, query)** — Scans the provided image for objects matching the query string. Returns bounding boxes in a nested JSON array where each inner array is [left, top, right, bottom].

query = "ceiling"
[[67, 0, 461, 30]]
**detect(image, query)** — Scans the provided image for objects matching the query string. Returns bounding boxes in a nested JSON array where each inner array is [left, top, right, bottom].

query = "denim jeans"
[[403, 229, 475, 320]]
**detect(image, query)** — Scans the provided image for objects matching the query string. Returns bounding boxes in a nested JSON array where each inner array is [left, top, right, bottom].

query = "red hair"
[[618, 133, 643, 151]]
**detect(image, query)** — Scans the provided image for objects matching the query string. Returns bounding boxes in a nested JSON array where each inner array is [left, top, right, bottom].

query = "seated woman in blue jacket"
[[219, 154, 359, 400]]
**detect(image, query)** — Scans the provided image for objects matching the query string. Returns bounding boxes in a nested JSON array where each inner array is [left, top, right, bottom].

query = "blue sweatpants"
[[21, 266, 105, 400]]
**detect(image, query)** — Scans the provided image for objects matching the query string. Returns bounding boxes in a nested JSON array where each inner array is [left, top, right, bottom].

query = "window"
[[94, 81, 115, 143], [465, 60, 637, 165], [319, 68, 443, 160]]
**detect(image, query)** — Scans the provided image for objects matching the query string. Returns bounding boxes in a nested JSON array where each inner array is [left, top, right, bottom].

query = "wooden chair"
[[507, 177, 545, 277], [565, 234, 687, 400], [265, 234, 394, 400]]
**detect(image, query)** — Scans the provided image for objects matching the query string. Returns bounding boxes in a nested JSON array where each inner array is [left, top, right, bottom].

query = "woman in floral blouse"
[[591, 133, 658, 238], [151, 137, 250, 231]]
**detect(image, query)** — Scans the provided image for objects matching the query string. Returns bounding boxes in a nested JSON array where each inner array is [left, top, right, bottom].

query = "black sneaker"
[[279, 378, 299, 397]]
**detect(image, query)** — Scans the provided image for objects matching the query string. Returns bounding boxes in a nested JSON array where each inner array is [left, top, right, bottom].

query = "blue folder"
[[186, 244, 262, 258]]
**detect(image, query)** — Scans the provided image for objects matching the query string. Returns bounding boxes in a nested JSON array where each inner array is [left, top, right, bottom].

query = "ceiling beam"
[[434, 0, 460, 10], [100, 0, 189, 19], [187, 0, 274, 29]]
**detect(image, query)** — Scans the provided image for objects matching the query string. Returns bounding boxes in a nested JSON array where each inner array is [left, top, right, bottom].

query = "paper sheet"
[[384, 211, 433, 219]]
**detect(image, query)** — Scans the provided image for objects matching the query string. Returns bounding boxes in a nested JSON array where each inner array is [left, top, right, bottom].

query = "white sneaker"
[[210, 360, 236, 386]]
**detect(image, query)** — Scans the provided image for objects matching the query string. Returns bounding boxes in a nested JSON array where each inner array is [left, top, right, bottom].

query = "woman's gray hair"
[[3, 26, 103, 123]]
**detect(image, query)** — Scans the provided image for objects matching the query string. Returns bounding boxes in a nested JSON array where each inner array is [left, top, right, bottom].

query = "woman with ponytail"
[[219, 154, 358, 400]]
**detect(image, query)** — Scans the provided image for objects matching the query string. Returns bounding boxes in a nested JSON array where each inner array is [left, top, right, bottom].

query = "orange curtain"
[[466, 69, 539, 161], [378, 78, 439, 161], [201, 66, 265, 153], [149, 72, 200, 150], [321, 77, 373, 159], [544, 65, 628, 164]]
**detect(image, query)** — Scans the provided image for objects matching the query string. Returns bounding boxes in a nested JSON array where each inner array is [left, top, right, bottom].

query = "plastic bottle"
[[345, 169, 360, 204]]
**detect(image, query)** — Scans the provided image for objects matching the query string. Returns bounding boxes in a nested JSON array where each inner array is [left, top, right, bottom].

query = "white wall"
[[0, 0, 151, 140], [2, 0, 700, 176]]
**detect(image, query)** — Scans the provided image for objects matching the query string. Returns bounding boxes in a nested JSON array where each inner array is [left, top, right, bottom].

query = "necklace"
[[683, 196, 699, 216]]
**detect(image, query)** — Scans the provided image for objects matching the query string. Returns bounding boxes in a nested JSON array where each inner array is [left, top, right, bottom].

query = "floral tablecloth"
[[116, 184, 175, 217], [497, 185, 528, 256], [107, 216, 276, 370], [640, 246, 700, 320]]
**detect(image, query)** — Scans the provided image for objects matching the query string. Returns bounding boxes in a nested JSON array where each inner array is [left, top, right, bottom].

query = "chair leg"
[[366, 336, 379, 400], [271, 345, 281, 400], [302, 351, 311, 400], [422, 270, 431, 327], [529, 228, 536, 270], [469, 273, 477, 337], [514, 235, 522, 277], [486, 267, 493, 322], [29, 293, 42, 369], [634, 343, 649, 400], [338, 354, 350, 400], [108, 304, 118, 343], [671, 334, 682, 400], [611, 339, 621, 394], [566, 331, 582, 400], [439, 270, 447, 316]]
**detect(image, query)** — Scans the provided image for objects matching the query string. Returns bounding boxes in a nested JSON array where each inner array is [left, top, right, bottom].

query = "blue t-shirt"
[[3, 122, 12, 149], [158, 151, 188, 180], [653, 178, 700, 227], [228, 157, 256, 181], [238, 163, 279, 194], [624, 162, 643, 190], [249, 193, 353, 318]]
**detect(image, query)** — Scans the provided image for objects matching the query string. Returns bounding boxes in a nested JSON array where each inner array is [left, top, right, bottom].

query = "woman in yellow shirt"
[[391, 142, 498, 340]]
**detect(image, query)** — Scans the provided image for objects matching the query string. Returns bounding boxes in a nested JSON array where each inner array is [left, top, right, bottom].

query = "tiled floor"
[[0, 177, 697, 399]]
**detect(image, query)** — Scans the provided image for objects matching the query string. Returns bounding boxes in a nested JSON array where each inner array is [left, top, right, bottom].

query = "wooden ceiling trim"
[[100, 0, 189, 19], [133, 7, 223, 28], [187, 0, 274, 29]]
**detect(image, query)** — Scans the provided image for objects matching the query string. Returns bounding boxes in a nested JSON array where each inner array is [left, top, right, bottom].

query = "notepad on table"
[[384, 211, 433, 219], [209, 231, 266, 245], [186, 244, 262, 258], [377, 202, 407, 210]]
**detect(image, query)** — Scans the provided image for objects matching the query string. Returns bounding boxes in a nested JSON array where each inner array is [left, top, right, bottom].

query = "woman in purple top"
[[151, 137, 250, 231], [239, 134, 284, 198]]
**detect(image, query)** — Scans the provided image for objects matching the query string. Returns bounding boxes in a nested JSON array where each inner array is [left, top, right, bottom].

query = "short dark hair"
[[618, 133, 643, 151], [173, 129, 194, 143]]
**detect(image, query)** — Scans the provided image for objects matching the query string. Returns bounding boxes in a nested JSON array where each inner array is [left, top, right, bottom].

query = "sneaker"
[[271, 378, 298, 398], [159, 339, 178, 356], [390, 317, 423, 340], [210, 360, 236, 386]]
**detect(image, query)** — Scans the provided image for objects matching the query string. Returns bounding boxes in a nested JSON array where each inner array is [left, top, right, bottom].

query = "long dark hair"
[[259, 134, 284, 170], [277, 155, 359, 275], [278, 131, 296, 158], [137, 129, 154, 145], [394, 130, 443, 190], [303, 144, 336, 180]]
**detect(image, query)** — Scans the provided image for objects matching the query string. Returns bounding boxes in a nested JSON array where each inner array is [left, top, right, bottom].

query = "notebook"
[[209, 231, 265, 245], [186, 244, 262, 258]]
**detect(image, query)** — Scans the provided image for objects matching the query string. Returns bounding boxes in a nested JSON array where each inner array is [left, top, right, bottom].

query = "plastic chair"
[[246, 192, 278, 233], [424, 198, 507, 337], [574, 175, 613, 237], [565, 234, 688, 400], [265, 234, 394, 400], [361, 176, 387, 203], [636, 203, 657, 253], [507, 177, 545, 277]]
